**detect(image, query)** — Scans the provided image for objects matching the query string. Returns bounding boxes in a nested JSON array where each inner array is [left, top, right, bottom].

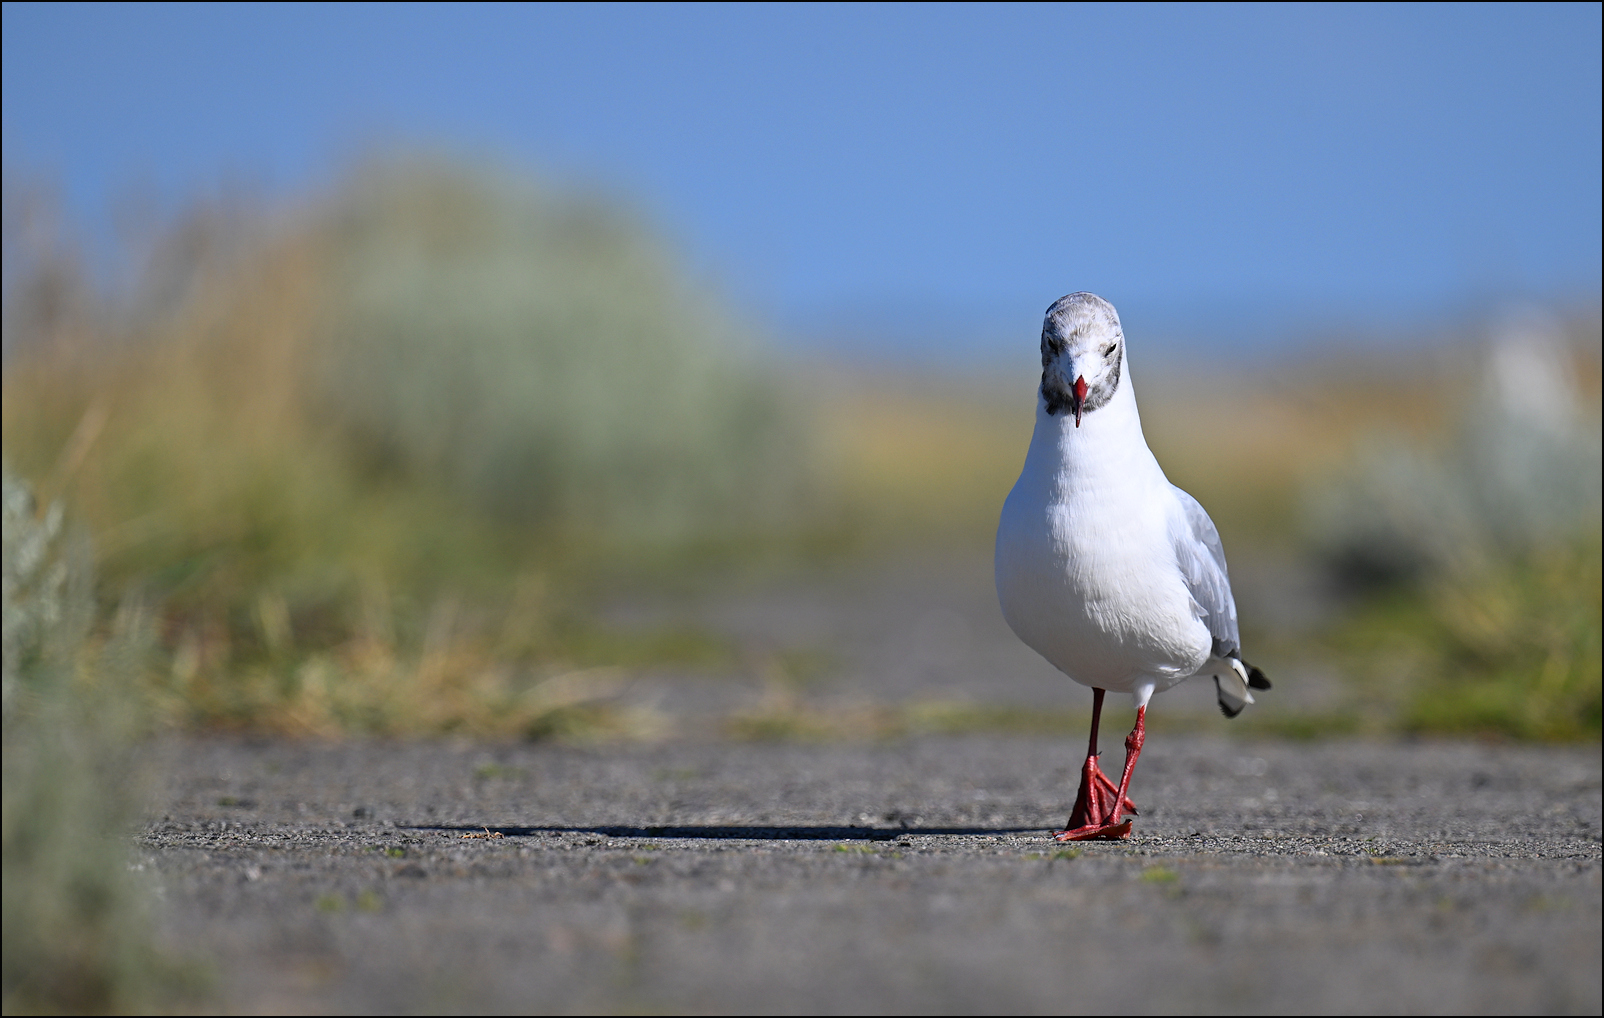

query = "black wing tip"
[[1247, 665, 1272, 691], [1212, 676, 1247, 718]]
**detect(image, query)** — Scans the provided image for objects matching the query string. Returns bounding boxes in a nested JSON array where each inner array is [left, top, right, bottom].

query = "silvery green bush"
[[317, 158, 809, 540], [2, 465, 171, 1012], [2, 465, 76, 720], [1306, 322, 1602, 585]]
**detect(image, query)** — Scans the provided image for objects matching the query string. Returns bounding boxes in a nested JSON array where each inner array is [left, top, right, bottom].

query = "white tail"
[[1214, 657, 1256, 718]]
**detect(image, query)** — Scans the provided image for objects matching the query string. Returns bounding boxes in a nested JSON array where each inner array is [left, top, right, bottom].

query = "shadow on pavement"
[[407, 824, 1048, 841]]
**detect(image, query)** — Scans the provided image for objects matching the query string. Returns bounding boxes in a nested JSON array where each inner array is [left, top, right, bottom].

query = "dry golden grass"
[[3, 160, 1597, 743], [3, 166, 789, 739], [809, 351, 1480, 554], [812, 369, 1031, 546]]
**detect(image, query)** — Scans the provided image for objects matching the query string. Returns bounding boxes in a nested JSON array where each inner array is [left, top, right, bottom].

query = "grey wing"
[[1169, 486, 1240, 658]]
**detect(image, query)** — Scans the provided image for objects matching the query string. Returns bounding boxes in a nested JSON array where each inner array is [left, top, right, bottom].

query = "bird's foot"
[[1053, 820, 1133, 841], [1064, 752, 1138, 831]]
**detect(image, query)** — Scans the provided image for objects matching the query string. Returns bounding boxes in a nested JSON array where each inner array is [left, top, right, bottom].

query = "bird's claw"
[[1053, 820, 1133, 841], [1065, 753, 1137, 830]]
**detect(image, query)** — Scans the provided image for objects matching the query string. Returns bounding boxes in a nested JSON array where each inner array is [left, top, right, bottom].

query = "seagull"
[[994, 293, 1271, 841]]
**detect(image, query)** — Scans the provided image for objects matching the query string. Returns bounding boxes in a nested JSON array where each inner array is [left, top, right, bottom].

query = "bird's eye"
[[1101, 343, 1118, 357]]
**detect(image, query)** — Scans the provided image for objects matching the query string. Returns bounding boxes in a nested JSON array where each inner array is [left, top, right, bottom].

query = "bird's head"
[[1039, 292, 1124, 427]]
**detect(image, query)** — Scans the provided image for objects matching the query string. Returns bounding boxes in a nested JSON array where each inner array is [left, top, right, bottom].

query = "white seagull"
[[995, 293, 1271, 841]]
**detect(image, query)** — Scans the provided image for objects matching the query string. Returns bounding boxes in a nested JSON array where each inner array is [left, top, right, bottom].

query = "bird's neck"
[[1024, 370, 1159, 494]]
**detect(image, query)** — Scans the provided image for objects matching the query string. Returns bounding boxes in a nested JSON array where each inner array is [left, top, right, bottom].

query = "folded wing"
[[1169, 486, 1270, 717], [1170, 485, 1239, 658]]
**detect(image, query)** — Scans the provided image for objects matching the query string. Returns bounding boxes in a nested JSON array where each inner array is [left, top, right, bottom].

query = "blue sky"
[[3, 2, 1600, 355]]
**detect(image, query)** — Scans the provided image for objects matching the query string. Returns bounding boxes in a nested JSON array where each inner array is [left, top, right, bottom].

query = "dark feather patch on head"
[[1040, 344, 1121, 418], [1038, 293, 1124, 420], [1040, 329, 1066, 364]]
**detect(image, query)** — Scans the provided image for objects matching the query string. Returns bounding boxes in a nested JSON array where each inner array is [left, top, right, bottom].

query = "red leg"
[[1055, 690, 1138, 841], [1063, 688, 1108, 828], [1109, 705, 1146, 823]]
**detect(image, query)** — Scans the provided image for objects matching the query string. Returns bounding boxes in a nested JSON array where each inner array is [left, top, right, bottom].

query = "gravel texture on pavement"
[[141, 734, 1601, 1015]]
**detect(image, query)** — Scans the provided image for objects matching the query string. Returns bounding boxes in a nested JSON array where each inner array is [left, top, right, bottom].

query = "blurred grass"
[[3, 159, 813, 738], [1301, 320, 1601, 741], [1330, 546, 1602, 740], [2, 466, 193, 1012], [2, 156, 1600, 744], [811, 369, 1030, 547]]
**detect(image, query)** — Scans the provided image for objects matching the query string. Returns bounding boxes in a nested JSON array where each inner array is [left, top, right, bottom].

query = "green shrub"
[[1, 157, 813, 736], [1330, 545, 1602, 740], [1306, 322, 1602, 739], [2, 465, 178, 1012], [317, 158, 810, 539]]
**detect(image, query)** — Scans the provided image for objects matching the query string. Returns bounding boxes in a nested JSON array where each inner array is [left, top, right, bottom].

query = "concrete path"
[[142, 734, 1601, 1014]]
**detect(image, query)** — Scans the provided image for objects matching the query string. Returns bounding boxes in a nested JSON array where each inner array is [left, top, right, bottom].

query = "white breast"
[[994, 402, 1212, 694]]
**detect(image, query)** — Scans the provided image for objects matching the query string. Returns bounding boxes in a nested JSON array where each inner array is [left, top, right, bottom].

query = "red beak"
[[1073, 375, 1089, 428]]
